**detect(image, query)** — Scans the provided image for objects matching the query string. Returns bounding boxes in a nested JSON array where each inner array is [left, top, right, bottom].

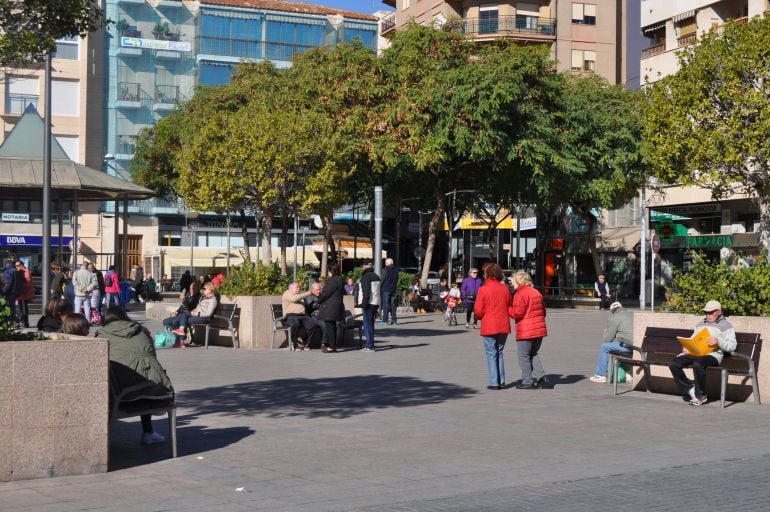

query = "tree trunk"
[[279, 209, 289, 275], [579, 205, 602, 279], [320, 214, 335, 276], [420, 187, 445, 285], [260, 208, 274, 265], [238, 209, 251, 263]]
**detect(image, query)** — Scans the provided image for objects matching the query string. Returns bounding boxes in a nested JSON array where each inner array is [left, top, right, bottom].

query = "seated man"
[[668, 300, 736, 406], [281, 282, 314, 350], [303, 282, 324, 348], [164, 282, 218, 347], [589, 301, 633, 383]]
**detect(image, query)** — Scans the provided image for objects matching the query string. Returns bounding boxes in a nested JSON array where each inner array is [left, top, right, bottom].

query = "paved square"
[[3, 308, 770, 511]]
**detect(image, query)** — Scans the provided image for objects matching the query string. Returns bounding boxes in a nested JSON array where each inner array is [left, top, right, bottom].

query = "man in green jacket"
[[589, 301, 633, 383]]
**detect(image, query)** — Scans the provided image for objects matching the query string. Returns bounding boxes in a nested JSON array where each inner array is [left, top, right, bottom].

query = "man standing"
[[1, 258, 17, 322], [15, 261, 35, 328], [668, 300, 736, 406], [594, 275, 610, 310], [589, 301, 634, 383], [281, 282, 315, 350], [72, 263, 98, 322], [357, 263, 381, 352], [379, 258, 398, 326]]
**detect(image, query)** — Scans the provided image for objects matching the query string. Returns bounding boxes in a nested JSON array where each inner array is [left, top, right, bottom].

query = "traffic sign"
[[651, 234, 661, 253]]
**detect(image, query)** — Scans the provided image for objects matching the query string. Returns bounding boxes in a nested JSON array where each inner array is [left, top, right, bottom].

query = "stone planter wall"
[[0, 338, 109, 481], [632, 312, 770, 403]]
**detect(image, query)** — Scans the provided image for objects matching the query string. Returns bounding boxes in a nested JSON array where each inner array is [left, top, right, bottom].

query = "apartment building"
[[0, 33, 105, 271], [640, 0, 766, 283]]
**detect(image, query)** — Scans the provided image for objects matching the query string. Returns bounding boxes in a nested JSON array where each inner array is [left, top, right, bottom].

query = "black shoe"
[[486, 385, 502, 390], [516, 382, 537, 389], [186, 341, 202, 347], [533, 376, 548, 389]]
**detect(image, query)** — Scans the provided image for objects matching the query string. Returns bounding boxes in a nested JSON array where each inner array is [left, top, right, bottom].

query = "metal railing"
[[155, 84, 179, 104], [5, 93, 39, 114], [381, 11, 396, 33], [462, 15, 556, 37], [119, 27, 143, 38], [118, 82, 141, 102], [677, 33, 697, 47], [197, 35, 317, 61], [641, 43, 665, 59]]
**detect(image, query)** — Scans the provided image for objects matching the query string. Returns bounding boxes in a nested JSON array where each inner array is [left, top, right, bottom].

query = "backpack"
[[105, 273, 113, 287], [154, 329, 176, 349]]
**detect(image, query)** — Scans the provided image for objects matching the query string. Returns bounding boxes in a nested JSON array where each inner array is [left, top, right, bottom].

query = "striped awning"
[[642, 21, 665, 34], [672, 10, 696, 23]]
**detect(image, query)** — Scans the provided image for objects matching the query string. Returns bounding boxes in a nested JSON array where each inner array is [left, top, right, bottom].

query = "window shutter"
[[678, 18, 697, 36], [571, 49, 583, 68], [584, 4, 596, 17], [572, 3, 584, 21]]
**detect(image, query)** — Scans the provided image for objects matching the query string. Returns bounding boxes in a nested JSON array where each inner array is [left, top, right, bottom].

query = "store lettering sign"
[[686, 235, 733, 248], [1, 213, 29, 222], [1, 235, 73, 247], [121, 37, 191, 52]]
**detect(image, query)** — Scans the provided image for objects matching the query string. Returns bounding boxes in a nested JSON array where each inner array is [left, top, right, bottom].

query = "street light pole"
[[640, 182, 647, 310]]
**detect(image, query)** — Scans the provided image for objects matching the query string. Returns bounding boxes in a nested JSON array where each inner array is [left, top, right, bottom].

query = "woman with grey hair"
[[509, 272, 548, 389]]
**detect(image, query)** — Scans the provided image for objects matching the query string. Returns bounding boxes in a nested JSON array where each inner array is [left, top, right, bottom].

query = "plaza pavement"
[[3, 308, 770, 511]]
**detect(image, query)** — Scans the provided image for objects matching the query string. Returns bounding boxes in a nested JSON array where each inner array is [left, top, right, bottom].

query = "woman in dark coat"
[[316, 263, 345, 353], [97, 307, 174, 445]]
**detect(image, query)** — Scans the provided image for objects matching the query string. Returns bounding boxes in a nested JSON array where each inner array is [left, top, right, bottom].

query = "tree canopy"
[[643, 16, 770, 253], [0, 0, 104, 66]]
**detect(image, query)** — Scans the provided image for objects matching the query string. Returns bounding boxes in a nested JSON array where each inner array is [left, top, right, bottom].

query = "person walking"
[[72, 263, 98, 323], [461, 268, 483, 328], [473, 263, 512, 390], [179, 270, 193, 294], [357, 263, 381, 352], [317, 263, 345, 353], [509, 271, 548, 389], [1, 258, 17, 322], [104, 265, 121, 308], [15, 261, 35, 328], [379, 258, 399, 326]]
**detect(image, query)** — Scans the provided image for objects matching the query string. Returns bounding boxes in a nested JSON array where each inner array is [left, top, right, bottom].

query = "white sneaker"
[[141, 432, 165, 445], [589, 375, 608, 383]]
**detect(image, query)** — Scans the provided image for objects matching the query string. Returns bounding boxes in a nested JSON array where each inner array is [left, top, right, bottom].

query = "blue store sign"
[[1, 235, 73, 247]]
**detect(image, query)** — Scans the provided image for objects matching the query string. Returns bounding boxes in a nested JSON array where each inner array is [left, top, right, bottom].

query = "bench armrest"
[[727, 351, 753, 363]]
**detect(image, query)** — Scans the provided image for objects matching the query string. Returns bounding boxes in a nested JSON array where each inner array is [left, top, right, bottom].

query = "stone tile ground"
[[2, 308, 770, 511]]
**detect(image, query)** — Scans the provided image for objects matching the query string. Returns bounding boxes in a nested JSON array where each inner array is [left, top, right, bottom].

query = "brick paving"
[[3, 308, 770, 511]]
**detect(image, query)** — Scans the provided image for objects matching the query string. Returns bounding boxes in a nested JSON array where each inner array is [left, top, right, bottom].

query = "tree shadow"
[[179, 375, 478, 421], [377, 328, 454, 338], [371, 343, 431, 351], [109, 423, 254, 470]]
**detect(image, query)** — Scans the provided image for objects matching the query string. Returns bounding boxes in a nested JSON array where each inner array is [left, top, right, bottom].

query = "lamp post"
[[301, 226, 309, 268]]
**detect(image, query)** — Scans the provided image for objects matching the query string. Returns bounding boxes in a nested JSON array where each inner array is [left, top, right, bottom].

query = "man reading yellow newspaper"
[[668, 300, 737, 406]]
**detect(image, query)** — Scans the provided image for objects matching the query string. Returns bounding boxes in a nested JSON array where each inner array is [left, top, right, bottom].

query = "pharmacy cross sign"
[[657, 221, 676, 242]]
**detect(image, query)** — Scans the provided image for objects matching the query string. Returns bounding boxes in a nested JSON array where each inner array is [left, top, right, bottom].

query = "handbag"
[[465, 292, 476, 302], [154, 329, 176, 349]]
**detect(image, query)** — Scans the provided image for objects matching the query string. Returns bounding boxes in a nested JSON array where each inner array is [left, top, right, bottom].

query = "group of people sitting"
[[161, 281, 218, 348]]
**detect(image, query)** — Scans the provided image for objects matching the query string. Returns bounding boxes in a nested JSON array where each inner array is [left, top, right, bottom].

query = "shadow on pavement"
[[378, 328, 455, 338], [544, 374, 586, 387], [371, 343, 430, 350], [179, 375, 477, 420], [109, 423, 254, 470]]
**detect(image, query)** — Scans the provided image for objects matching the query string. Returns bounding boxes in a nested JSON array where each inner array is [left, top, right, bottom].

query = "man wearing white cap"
[[668, 300, 736, 406], [589, 301, 633, 383]]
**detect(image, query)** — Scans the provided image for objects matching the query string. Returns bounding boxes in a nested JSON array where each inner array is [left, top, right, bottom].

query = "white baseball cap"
[[703, 300, 722, 312], [609, 301, 623, 311]]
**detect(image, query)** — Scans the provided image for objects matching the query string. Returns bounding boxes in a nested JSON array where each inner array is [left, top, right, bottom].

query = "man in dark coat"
[[379, 258, 399, 326], [357, 263, 381, 351], [1, 258, 17, 320], [317, 263, 344, 353]]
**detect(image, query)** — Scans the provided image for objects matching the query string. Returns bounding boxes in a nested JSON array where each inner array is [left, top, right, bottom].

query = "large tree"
[[643, 16, 770, 256], [555, 73, 647, 278], [0, 0, 104, 66], [374, 26, 561, 285]]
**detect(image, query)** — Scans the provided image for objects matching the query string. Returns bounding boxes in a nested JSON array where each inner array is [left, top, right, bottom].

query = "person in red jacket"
[[474, 263, 512, 390], [15, 261, 36, 328], [509, 271, 548, 389]]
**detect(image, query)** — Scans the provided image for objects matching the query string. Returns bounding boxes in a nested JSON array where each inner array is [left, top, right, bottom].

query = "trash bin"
[[118, 281, 132, 308]]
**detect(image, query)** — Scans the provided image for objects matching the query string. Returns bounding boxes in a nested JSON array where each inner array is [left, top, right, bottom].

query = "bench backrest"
[[210, 303, 238, 329], [271, 303, 283, 321], [641, 326, 761, 368]]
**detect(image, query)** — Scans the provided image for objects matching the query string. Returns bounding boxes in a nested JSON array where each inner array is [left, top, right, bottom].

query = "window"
[[54, 135, 79, 162], [402, 0, 410, 10], [571, 49, 596, 71], [199, 62, 235, 86], [572, 3, 596, 25], [479, 5, 499, 34], [200, 13, 262, 58], [676, 17, 697, 45], [5, 75, 39, 114], [265, 17, 324, 60], [54, 36, 79, 60], [343, 22, 377, 48], [51, 79, 80, 117], [515, 3, 540, 30]]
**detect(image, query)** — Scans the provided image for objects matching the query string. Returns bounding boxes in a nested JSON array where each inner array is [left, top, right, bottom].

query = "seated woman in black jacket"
[[37, 296, 74, 332]]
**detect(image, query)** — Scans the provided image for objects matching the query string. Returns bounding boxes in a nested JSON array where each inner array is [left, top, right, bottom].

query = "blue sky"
[[310, 1, 393, 13]]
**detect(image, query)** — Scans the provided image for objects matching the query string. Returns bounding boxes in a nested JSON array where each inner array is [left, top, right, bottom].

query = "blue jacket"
[[382, 265, 398, 293], [1, 263, 15, 298]]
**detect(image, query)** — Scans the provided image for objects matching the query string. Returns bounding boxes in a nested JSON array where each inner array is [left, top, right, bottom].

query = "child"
[[444, 283, 462, 321]]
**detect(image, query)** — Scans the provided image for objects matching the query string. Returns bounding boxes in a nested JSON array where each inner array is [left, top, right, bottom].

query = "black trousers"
[[668, 354, 719, 398], [323, 320, 342, 349], [286, 314, 318, 343]]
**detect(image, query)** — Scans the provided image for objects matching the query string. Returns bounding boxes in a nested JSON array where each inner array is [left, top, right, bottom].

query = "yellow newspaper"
[[677, 328, 715, 357]]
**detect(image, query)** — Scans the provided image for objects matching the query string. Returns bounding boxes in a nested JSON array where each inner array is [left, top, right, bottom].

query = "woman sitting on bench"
[[163, 282, 218, 347]]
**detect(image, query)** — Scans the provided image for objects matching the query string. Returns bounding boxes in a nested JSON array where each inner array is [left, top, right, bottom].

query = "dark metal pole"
[[113, 200, 120, 275], [226, 213, 231, 276], [122, 195, 128, 278], [41, 54, 52, 300]]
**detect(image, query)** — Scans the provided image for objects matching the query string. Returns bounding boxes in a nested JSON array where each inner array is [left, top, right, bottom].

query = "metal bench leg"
[[749, 362, 761, 405], [271, 330, 277, 349], [608, 355, 615, 386], [721, 368, 728, 408], [169, 406, 177, 458], [205, 326, 210, 349]]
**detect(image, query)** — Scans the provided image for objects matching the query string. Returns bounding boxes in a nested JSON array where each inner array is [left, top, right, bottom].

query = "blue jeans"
[[362, 305, 377, 349], [483, 334, 507, 387], [74, 295, 91, 321], [381, 291, 397, 324], [594, 340, 631, 377]]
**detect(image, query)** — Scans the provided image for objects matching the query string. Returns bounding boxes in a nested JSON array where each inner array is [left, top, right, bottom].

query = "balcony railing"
[[264, 41, 315, 61], [677, 33, 697, 47], [462, 16, 556, 37], [641, 43, 665, 59], [5, 93, 39, 115], [118, 82, 141, 102], [155, 84, 179, 104], [119, 27, 143, 39], [198, 35, 317, 61], [381, 11, 396, 33]]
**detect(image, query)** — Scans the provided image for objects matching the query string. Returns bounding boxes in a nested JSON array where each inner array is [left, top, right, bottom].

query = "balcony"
[[116, 82, 143, 109], [263, 41, 316, 62], [462, 15, 556, 40], [4, 94, 39, 116], [677, 33, 697, 47], [116, 135, 138, 160], [153, 85, 179, 111], [198, 35, 262, 59], [381, 11, 396, 35], [641, 43, 665, 59]]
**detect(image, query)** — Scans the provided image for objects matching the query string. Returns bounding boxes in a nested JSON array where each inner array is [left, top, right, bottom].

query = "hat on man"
[[609, 301, 623, 311], [703, 300, 722, 312]]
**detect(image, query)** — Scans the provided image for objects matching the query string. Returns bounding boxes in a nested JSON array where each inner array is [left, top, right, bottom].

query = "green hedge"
[[663, 252, 770, 316], [218, 262, 307, 297]]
